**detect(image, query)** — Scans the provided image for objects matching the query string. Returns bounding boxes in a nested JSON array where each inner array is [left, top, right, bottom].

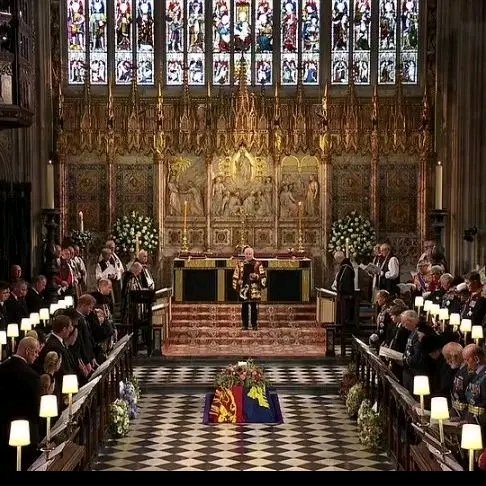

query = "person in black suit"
[[34, 314, 75, 402], [5, 279, 29, 324], [332, 250, 356, 327], [0, 336, 41, 471], [0, 281, 10, 331], [25, 275, 47, 314]]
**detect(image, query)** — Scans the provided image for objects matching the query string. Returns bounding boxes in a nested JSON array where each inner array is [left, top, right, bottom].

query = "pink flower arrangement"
[[215, 359, 268, 389]]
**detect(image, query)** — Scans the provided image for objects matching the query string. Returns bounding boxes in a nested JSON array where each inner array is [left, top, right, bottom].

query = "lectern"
[[316, 288, 337, 357], [128, 289, 156, 356]]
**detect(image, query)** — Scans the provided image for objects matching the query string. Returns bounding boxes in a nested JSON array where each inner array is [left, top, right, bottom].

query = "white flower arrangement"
[[112, 211, 158, 255], [357, 399, 384, 451], [109, 398, 130, 438], [70, 229, 94, 249], [327, 211, 376, 260]]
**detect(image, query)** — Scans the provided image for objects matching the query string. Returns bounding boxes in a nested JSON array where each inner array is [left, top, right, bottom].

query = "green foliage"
[[357, 399, 384, 451], [346, 382, 366, 418]]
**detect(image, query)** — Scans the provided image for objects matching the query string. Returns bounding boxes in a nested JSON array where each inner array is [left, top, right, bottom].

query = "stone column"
[[436, 0, 486, 273], [32, 0, 54, 273]]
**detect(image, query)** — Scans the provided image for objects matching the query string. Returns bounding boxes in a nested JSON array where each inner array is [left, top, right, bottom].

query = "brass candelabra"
[[181, 200, 189, 253], [240, 209, 246, 250], [297, 202, 304, 253]]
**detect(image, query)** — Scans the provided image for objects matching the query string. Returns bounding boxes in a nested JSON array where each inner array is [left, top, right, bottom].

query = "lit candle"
[[435, 161, 443, 210], [46, 160, 55, 209], [135, 232, 140, 255], [298, 201, 302, 228], [345, 237, 350, 259], [78, 211, 84, 233], [184, 200, 188, 229]]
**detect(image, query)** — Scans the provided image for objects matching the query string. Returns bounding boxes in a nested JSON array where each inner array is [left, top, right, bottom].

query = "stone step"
[[171, 312, 316, 320], [170, 319, 321, 328], [171, 304, 316, 315], [171, 303, 316, 309], [162, 343, 326, 358], [169, 326, 324, 336], [169, 337, 326, 346], [168, 328, 326, 346]]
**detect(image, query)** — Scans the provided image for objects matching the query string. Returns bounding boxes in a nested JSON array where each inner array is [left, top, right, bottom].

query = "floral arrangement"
[[357, 399, 384, 451], [215, 359, 268, 390], [70, 229, 94, 249], [345, 382, 366, 418], [131, 375, 141, 401], [112, 211, 158, 255], [339, 363, 359, 401], [327, 211, 376, 260], [109, 398, 130, 438], [120, 379, 140, 419]]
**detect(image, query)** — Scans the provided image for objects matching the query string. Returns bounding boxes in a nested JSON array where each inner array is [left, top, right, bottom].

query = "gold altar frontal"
[[173, 257, 312, 303]]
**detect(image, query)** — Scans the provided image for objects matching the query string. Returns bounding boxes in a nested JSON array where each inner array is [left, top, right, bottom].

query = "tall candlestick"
[[183, 200, 188, 229], [135, 232, 140, 255], [182, 200, 189, 252], [46, 160, 55, 209], [297, 202, 304, 253], [78, 211, 84, 233], [435, 161, 443, 210]]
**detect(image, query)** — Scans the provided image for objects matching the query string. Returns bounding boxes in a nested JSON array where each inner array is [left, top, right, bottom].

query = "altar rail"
[[29, 335, 133, 471], [351, 337, 463, 471]]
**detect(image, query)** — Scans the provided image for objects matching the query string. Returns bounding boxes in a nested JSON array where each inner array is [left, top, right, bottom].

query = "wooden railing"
[[351, 337, 464, 471], [29, 335, 133, 471], [152, 287, 173, 351]]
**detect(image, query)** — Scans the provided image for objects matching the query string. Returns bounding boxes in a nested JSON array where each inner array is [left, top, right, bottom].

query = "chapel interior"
[[0, 0, 485, 472]]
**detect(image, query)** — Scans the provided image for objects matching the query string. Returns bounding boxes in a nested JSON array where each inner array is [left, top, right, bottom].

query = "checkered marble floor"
[[93, 392, 394, 471], [134, 363, 348, 389]]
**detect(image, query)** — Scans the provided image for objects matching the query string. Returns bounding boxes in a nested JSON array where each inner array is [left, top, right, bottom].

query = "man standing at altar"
[[332, 250, 355, 327], [233, 246, 266, 331]]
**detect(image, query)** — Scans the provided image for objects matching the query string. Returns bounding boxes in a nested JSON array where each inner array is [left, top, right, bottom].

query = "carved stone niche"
[[0, 3, 34, 128]]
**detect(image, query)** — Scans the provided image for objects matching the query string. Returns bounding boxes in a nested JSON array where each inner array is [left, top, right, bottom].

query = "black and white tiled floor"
[[93, 362, 394, 471], [94, 393, 393, 471], [134, 363, 347, 389]]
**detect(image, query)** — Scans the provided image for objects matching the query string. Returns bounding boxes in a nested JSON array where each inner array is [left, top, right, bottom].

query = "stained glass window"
[[137, 0, 154, 85], [166, 0, 184, 85], [302, 0, 320, 85], [166, 0, 205, 86], [234, 0, 251, 84], [331, 0, 349, 85], [67, 0, 87, 84], [89, 0, 107, 85], [187, 0, 205, 85], [352, 0, 371, 85], [212, 0, 231, 85], [400, 0, 419, 84], [255, 0, 273, 85], [115, 0, 134, 85], [65, 0, 421, 88], [378, 0, 397, 84]]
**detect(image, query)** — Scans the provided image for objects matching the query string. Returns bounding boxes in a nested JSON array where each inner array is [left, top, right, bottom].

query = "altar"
[[173, 257, 312, 303]]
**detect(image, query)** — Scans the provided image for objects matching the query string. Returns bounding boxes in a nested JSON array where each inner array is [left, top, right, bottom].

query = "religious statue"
[[305, 175, 319, 217]]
